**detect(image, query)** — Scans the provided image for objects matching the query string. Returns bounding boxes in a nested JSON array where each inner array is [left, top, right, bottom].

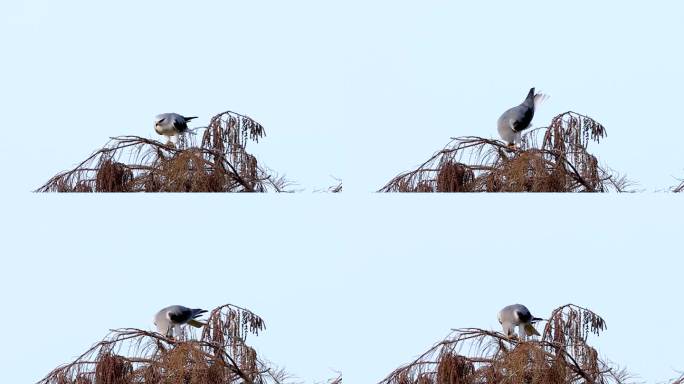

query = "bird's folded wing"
[[187, 319, 206, 328], [524, 323, 541, 336]]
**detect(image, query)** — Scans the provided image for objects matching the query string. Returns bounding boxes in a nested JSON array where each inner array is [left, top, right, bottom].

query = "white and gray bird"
[[497, 88, 549, 148], [154, 113, 198, 144], [153, 305, 208, 338], [497, 304, 543, 341]]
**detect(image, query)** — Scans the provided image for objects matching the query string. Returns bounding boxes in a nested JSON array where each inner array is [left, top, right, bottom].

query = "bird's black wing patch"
[[191, 309, 208, 319], [512, 108, 534, 132], [515, 309, 533, 323], [172, 118, 188, 133], [169, 308, 193, 323]]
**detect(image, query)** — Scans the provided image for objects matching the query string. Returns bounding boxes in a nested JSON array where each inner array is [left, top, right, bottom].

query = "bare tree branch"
[[37, 111, 290, 192], [378, 304, 631, 384], [36, 303, 295, 384], [379, 112, 631, 192]]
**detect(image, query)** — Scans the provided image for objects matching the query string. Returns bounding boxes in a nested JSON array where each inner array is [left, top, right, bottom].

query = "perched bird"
[[154, 305, 208, 338], [497, 304, 543, 341], [154, 113, 198, 143], [497, 88, 549, 148]]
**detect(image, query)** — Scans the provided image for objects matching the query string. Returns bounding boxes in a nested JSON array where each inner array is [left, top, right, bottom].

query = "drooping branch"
[[379, 304, 629, 384], [380, 112, 630, 192], [37, 110, 289, 192], [36, 304, 285, 384]]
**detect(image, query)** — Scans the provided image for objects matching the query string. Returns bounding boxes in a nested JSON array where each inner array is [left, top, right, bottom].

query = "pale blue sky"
[[1, 1, 684, 383], [2, 196, 683, 383], [2, 1, 684, 191]]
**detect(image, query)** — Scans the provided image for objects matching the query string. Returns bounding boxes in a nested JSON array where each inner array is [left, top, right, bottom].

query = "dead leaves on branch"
[[37, 111, 288, 192], [380, 112, 630, 192], [37, 110, 639, 192], [379, 304, 630, 384], [37, 304, 288, 384]]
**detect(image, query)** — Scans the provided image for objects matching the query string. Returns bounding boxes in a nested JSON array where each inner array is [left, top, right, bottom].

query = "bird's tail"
[[524, 323, 541, 336], [533, 93, 549, 109], [187, 319, 206, 328], [184, 127, 205, 136]]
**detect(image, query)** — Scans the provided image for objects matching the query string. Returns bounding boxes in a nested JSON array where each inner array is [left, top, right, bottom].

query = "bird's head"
[[154, 116, 166, 135]]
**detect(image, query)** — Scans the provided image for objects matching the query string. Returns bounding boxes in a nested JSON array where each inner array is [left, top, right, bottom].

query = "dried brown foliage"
[[379, 304, 631, 384], [379, 112, 629, 192], [37, 304, 289, 384], [37, 111, 289, 192]]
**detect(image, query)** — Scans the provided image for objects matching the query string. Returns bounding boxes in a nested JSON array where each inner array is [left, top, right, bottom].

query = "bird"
[[154, 113, 198, 144], [497, 88, 549, 149], [153, 305, 208, 339], [497, 304, 543, 341]]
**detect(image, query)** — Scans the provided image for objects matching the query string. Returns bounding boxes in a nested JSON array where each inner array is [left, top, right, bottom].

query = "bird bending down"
[[154, 305, 208, 339], [497, 304, 543, 341], [154, 113, 198, 145], [497, 88, 549, 149]]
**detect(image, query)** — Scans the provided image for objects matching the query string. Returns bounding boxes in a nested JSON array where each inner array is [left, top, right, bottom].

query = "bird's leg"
[[518, 325, 527, 341], [165, 137, 176, 149], [504, 328, 516, 341]]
